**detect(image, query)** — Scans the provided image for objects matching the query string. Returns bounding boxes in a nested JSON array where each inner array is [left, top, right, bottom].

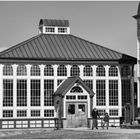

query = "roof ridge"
[[0, 34, 42, 56], [70, 34, 123, 56]]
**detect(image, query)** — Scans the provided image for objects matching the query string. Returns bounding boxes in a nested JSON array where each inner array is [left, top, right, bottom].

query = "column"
[[53, 64, 58, 117], [137, 39, 140, 107], [105, 65, 109, 113], [130, 65, 135, 121], [40, 64, 45, 117], [66, 65, 71, 77], [53, 65, 58, 92], [79, 65, 84, 78], [26, 64, 31, 118], [0, 64, 3, 118], [92, 65, 97, 108], [13, 64, 18, 118], [118, 65, 122, 117]]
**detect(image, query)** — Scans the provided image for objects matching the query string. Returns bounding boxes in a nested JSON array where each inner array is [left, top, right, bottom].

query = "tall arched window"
[[44, 65, 54, 76], [70, 86, 83, 93], [57, 65, 67, 76], [121, 66, 130, 77], [31, 65, 40, 76], [83, 65, 93, 76], [17, 65, 27, 76], [109, 66, 118, 77], [70, 65, 80, 76], [3, 65, 13, 76], [96, 65, 105, 76]]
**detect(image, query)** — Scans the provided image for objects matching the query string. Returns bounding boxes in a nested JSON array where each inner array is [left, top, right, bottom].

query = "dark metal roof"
[[0, 33, 136, 63], [54, 77, 95, 97], [39, 19, 69, 27]]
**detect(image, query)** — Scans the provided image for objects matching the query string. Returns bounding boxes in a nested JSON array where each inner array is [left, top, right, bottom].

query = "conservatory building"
[[0, 19, 136, 129]]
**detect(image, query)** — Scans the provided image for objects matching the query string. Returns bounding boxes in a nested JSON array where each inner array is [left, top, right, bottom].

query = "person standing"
[[102, 112, 109, 129], [91, 108, 100, 130]]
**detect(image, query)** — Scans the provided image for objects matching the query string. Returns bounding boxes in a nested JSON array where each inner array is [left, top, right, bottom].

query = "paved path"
[[65, 127, 140, 133]]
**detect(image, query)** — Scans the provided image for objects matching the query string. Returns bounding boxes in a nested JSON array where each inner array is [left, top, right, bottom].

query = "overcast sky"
[[0, 1, 138, 57]]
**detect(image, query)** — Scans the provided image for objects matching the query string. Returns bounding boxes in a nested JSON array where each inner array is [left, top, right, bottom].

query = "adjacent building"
[[134, 3, 140, 111], [0, 19, 136, 129]]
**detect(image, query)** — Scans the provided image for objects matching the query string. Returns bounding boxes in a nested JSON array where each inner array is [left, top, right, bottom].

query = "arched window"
[[3, 65, 13, 76], [44, 65, 54, 76], [70, 65, 80, 76], [17, 65, 27, 76], [109, 66, 118, 77], [96, 65, 105, 76], [70, 86, 83, 93], [121, 66, 130, 77], [31, 65, 40, 76], [57, 65, 67, 76], [83, 65, 93, 76]]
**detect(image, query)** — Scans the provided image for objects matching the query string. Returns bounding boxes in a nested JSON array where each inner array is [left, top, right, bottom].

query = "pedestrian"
[[91, 108, 100, 130], [102, 112, 109, 129]]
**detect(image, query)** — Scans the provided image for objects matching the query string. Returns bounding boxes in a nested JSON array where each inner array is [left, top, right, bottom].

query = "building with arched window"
[[0, 19, 136, 129]]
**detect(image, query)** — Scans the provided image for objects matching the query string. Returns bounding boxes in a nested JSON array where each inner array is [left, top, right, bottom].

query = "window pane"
[[17, 80, 27, 106], [44, 80, 54, 106], [109, 66, 118, 77], [96, 80, 106, 106], [70, 86, 83, 93], [3, 65, 13, 76], [58, 28, 67, 33], [17, 65, 27, 76], [70, 65, 80, 76], [31, 65, 40, 76], [68, 104, 75, 115], [17, 110, 27, 117], [46, 27, 55, 32], [44, 110, 54, 117], [3, 79, 13, 107], [109, 109, 118, 116], [96, 65, 105, 76], [31, 110, 40, 117], [3, 110, 13, 118], [57, 65, 67, 76], [122, 80, 131, 106], [31, 80, 40, 106], [44, 65, 54, 76], [109, 80, 118, 106], [121, 66, 130, 77], [83, 65, 93, 76], [78, 104, 85, 114]]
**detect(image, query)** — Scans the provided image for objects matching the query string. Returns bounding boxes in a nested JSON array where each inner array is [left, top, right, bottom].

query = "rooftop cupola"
[[39, 19, 70, 34]]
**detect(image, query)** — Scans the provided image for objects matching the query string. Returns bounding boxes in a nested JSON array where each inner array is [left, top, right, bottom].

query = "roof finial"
[[137, 1, 140, 15]]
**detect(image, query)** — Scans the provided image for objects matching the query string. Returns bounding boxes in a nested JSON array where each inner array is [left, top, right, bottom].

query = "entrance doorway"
[[66, 102, 87, 128]]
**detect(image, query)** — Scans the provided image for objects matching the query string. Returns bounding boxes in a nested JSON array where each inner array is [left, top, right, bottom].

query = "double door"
[[67, 102, 87, 128]]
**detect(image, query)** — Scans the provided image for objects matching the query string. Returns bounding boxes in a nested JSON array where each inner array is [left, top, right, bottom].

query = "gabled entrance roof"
[[54, 77, 95, 97]]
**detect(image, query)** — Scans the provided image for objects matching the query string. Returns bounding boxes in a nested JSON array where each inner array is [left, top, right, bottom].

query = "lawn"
[[0, 128, 140, 139]]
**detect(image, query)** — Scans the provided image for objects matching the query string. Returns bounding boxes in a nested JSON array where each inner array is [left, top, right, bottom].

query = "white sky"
[[0, 1, 138, 57]]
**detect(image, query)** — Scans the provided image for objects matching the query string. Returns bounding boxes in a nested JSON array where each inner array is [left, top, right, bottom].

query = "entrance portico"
[[54, 77, 95, 128]]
